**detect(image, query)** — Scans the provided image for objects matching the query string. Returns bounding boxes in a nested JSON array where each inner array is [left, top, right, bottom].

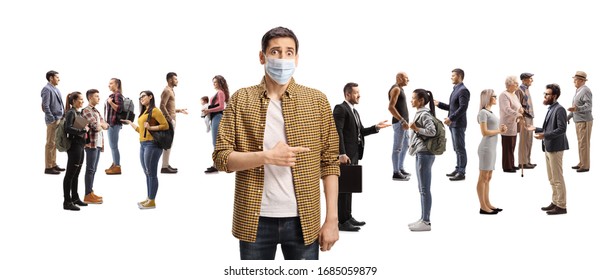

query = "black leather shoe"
[[577, 168, 589, 173], [204, 166, 218, 173], [503, 169, 516, 173], [546, 206, 567, 215], [400, 170, 411, 176], [392, 172, 409, 181], [72, 199, 88, 207], [446, 171, 458, 177], [480, 209, 498, 215], [45, 168, 60, 175], [338, 221, 360, 232], [449, 173, 465, 181], [168, 165, 178, 171], [491, 208, 503, 212], [572, 165, 581, 169], [541, 203, 556, 211], [63, 202, 80, 211], [349, 217, 366, 226], [53, 165, 66, 172], [161, 167, 178, 174]]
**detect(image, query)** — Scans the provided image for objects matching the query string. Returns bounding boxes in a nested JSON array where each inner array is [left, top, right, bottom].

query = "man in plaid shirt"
[[213, 27, 340, 260], [83, 89, 108, 204]]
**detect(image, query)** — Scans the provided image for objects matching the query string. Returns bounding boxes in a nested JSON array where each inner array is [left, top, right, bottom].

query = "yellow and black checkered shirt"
[[213, 77, 340, 245]]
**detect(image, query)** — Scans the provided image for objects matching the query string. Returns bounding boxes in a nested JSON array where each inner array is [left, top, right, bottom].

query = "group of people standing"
[[41, 26, 593, 260], [41, 71, 228, 210]]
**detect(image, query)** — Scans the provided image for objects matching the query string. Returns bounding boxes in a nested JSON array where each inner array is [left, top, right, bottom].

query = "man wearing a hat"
[[567, 71, 593, 173], [516, 72, 537, 169]]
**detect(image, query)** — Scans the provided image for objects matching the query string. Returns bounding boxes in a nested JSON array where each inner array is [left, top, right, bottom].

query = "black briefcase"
[[339, 164, 362, 193]]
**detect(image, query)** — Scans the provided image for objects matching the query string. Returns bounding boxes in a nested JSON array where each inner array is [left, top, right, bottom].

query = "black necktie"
[[353, 108, 362, 142]]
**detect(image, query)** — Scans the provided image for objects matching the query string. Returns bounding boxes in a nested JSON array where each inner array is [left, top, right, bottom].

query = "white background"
[[1, 0, 598, 279]]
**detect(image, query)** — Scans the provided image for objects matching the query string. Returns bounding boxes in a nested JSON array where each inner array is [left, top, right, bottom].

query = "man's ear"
[[259, 51, 266, 65]]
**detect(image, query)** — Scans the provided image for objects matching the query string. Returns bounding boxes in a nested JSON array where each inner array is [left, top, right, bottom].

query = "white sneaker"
[[408, 219, 422, 227], [409, 220, 431, 231]]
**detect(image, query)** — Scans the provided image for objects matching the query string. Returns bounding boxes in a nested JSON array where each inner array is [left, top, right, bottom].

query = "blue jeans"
[[108, 124, 122, 165], [211, 113, 223, 147], [140, 141, 162, 200], [450, 127, 467, 174], [392, 122, 409, 173], [239, 217, 319, 260], [84, 147, 101, 195], [416, 152, 435, 222]]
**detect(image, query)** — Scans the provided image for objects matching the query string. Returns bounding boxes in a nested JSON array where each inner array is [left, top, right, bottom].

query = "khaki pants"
[[545, 151, 566, 208], [575, 120, 593, 169], [518, 117, 533, 165], [45, 120, 59, 168]]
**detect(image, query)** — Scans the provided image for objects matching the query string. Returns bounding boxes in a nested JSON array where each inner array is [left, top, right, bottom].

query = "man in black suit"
[[333, 82, 390, 231], [434, 68, 470, 181], [529, 84, 569, 215]]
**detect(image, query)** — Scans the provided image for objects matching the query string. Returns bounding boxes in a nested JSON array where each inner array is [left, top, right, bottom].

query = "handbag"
[[338, 164, 362, 193], [145, 108, 175, 150]]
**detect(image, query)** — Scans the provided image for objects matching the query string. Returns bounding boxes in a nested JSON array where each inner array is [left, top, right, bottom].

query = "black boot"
[[63, 202, 80, 211], [72, 199, 88, 207]]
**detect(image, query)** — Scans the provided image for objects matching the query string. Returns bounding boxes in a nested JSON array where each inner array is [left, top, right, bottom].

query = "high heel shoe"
[[479, 209, 498, 215]]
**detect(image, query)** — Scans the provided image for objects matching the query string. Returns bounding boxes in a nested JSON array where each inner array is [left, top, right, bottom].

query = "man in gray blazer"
[[41, 70, 65, 175], [567, 71, 593, 173], [530, 84, 569, 215]]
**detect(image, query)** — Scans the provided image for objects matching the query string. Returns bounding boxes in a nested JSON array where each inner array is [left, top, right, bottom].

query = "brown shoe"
[[44, 168, 60, 175], [91, 192, 103, 200], [546, 206, 567, 215], [105, 163, 115, 173], [84, 193, 103, 204], [106, 165, 121, 175], [541, 203, 556, 211]]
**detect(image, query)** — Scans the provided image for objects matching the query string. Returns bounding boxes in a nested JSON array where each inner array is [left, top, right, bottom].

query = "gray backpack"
[[416, 111, 446, 155], [55, 118, 71, 152]]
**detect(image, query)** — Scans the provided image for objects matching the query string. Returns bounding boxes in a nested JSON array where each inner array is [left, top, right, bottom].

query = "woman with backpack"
[[63, 91, 90, 211], [477, 89, 508, 215], [122, 91, 169, 209], [407, 89, 437, 231]]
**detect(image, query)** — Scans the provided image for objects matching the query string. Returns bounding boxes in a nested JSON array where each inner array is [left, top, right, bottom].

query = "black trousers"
[[338, 154, 359, 223], [63, 141, 84, 203]]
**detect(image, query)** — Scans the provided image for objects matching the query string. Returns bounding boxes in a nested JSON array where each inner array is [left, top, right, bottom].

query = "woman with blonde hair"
[[476, 89, 507, 214]]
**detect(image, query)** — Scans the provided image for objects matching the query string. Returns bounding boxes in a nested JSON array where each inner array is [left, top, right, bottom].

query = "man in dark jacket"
[[530, 83, 569, 215], [333, 82, 390, 231], [435, 68, 470, 181]]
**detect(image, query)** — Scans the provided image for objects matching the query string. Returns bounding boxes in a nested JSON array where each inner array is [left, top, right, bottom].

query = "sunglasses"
[[139, 95, 148, 100]]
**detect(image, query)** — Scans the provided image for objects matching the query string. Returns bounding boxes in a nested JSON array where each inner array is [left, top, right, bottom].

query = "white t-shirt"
[[260, 99, 298, 217]]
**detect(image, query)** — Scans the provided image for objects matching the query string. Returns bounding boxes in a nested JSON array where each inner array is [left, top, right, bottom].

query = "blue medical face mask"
[[265, 56, 295, 85]]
